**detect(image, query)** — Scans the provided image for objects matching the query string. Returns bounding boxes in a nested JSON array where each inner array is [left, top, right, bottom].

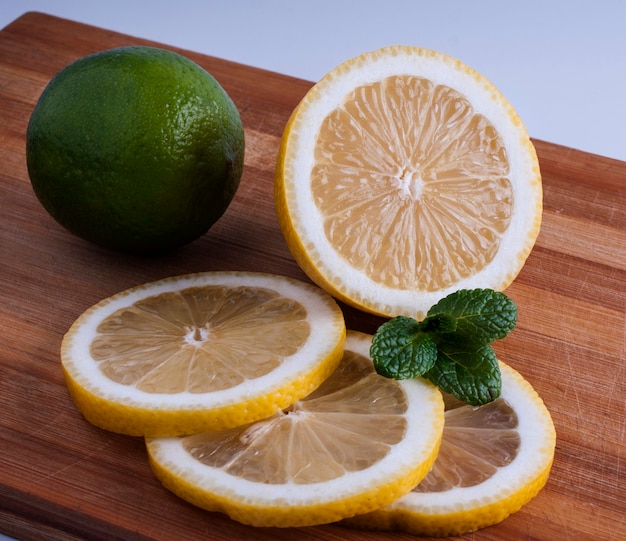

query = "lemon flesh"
[[314, 75, 513, 292]]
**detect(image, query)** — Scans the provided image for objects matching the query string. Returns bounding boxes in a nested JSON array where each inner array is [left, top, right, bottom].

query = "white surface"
[[1, 0, 625, 162]]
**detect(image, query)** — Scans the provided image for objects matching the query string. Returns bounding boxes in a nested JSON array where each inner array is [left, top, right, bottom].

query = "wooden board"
[[1, 11, 625, 541]]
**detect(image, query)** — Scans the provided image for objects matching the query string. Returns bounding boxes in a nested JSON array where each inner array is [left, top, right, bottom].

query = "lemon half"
[[275, 45, 542, 319]]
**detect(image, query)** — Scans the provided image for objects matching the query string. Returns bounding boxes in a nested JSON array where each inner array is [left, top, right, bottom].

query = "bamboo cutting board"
[[1, 12, 624, 541]]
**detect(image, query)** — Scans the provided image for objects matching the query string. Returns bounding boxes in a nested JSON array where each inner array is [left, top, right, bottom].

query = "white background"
[[0, 1, 624, 539], [2, 0, 626, 163]]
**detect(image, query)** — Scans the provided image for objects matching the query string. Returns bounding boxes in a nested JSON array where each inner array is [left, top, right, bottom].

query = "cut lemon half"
[[61, 271, 346, 437], [145, 331, 444, 528], [275, 46, 542, 320], [345, 361, 556, 537]]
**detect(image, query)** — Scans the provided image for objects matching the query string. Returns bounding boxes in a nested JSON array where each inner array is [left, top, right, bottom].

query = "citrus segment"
[[345, 361, 556, 536], [275, 46, 542, 319], [61, 272, 345, 436], [145, 331, 445, 527]]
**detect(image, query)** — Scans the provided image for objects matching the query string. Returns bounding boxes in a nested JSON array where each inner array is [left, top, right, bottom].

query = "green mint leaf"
[[371, 289, 515, 406], [425, 338, 502, 405], [370, 316, 438, 379], [421, 312, 458, 334], [427, 289, 518, 344]]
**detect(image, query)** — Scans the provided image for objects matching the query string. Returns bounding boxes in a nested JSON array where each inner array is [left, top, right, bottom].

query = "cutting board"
[[1, 12, 624, 541]]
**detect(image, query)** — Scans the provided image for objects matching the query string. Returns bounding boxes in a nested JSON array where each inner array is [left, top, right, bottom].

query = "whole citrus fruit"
[[26, 46, 245, 254]]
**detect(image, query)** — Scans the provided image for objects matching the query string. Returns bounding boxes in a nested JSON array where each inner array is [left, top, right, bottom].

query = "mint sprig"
[[370, 289, 518, 406]]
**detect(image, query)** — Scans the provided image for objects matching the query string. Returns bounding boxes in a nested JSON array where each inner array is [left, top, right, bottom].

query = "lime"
[[26, 46, 245, 254]]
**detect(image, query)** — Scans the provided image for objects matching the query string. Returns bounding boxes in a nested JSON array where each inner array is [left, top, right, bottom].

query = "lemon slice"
[[275, 46, 542, 320], [61, 271, 346, 437], [145, 331, 444, 528], [345, 361, 556, 536]]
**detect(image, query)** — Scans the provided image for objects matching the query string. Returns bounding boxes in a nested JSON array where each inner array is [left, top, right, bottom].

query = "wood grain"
[[1, 12, 625, 541]]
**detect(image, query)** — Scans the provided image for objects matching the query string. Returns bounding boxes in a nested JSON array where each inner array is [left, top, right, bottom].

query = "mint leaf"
[[426, 340, 501, 405], [370, 289, 517, 405], [370, 316, 437, 379], [420, 312, 458, 334], [427, 289, 517, 344]]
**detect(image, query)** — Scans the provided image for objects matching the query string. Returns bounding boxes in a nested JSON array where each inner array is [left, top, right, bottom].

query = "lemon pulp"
[[313, 75, 513, 291]]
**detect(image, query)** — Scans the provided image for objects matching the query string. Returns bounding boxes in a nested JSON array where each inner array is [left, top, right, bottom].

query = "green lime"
[[26, 46, 245, 254]]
